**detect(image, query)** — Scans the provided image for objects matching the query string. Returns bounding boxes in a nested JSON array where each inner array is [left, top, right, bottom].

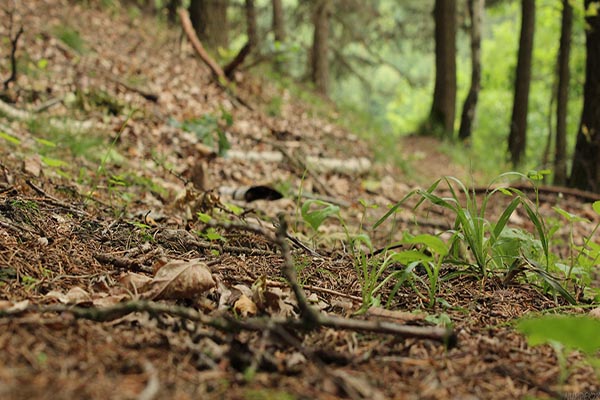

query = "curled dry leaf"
[[120, 272, 153, 293], [233, 294, 257, 317], [143, 258, 216, 300], [0, 299, 29, 312], [45, 286, 92, 305]]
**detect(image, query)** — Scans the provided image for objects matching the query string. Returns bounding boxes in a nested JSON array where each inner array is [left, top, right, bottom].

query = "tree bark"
[[508, 0, 535, 167], [458, 0, 484, 141], [428, 0, 457, 138], [166, 0, 180, 24], [245, 0, 258, 49], [569, 0, 600, 192], [272, 0, 286, 43], [554, 0, 572, 186], [189, 0, 229, 51], [311, 0, 332, 96]]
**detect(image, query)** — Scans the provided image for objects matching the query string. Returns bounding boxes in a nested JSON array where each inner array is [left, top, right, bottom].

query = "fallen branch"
[[2, 6, 23, 91], [177, 8, 226, 83], [0, 97, 96, 132], [0, 300, 455, 345], [223, 42, 251, 79]]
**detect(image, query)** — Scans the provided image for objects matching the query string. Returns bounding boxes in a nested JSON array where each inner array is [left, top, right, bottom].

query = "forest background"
[[179, 0, 587, 183]]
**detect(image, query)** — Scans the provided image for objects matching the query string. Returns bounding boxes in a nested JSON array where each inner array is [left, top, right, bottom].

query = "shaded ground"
[[1, 1, 599, 399]]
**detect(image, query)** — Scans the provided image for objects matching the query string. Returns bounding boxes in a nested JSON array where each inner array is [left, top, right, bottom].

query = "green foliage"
[[169, 110, 232, 156], [374, 174, 576, 304], [300, 199, 340, 231], [518, 314, 600, 381], [53, 24, 87, 54]]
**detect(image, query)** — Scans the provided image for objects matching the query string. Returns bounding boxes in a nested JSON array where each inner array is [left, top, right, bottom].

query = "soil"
[[1, 2, 599, 399]]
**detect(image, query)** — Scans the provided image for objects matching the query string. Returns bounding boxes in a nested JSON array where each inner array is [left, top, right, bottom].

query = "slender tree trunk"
[[508, 0, 535, 167], [189, 0, 229, 51], [569, 0, 600, 192], [245, 0, 258, 49], [553, 0, 572, 186], [428, 0, 457, 139], [311, 0, 331, 95], [458, 0, 484, 141], [272, 0, 285, 43], [166, 0, 180, 24]]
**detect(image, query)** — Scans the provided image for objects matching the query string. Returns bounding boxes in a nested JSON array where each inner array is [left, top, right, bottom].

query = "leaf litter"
[[0, 1, 599, 399]]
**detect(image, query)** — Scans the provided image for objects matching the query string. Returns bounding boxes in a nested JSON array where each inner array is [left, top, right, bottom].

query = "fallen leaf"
[[143, 258, 215, 300], [120, 272, 153, 293], [233, 294, 257, 317]]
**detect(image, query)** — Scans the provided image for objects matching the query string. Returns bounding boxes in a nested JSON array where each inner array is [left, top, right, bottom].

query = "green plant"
[[53, 24, 87, 54], [374, 174, 576, 303], [517, 315, 600, 381], [169, 109, 233, 156]]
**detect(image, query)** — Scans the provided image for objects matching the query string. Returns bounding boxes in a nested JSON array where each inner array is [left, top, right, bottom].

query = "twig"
[[223, 42, 252, 79], [0, 300, 456, 345], [177, 8, 226, 83], [2, 6, 23, 91], [274, 214, 322, 326]]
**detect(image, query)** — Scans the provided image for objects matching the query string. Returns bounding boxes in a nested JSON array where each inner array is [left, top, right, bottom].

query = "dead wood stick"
[[2, 12, 23, 90], [275, 214, 322, 326], [223, 42, 251, 79], [177, 8, 227, 83], [0, 300, 455, 345]]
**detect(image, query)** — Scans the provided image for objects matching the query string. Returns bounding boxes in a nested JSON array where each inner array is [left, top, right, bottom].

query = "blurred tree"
[[569, 0, 600, 192], [459, 0, 484, 141], [189, 0, 229, 50], [166, 0, 180, 25], [508, 0, 535, 166], [428, 0, 457, 138], [246, 0, 258, 49], [553, 0, 572, 186], [272, 0, 286, 72], [311, 0, 332, 95], [272, 0, 286, 44]]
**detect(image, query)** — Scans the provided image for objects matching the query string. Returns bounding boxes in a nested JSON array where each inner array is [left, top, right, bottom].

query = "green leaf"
[[592, 201, 600, 216], [402, 234, 448, 257], [301, 200, 340, 231], [553, 206, 589, 223], [196, 212, 212, 223], [34, 138, 57, 148], [41, 156, 69, 168], [517, 315, 600, 354], [0, 131, 20, 145], [389, 249, 432, 264]]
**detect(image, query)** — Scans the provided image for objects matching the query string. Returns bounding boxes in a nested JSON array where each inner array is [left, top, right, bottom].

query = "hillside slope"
[[0, 2, 599, 399]]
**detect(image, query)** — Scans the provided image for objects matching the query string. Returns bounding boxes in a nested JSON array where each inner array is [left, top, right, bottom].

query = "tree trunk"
[[166, 0, 180, 25], [553, 0, 572, 186], [458, 0, 484, 141], [508, 0, 535, 167], [311, 0, 331, 96], [272, 0, 286, 43], [428, 0, 457, 138], [189, 0, 229, 51], [569, 0, 600, 192], [245, 0, 258, 49]]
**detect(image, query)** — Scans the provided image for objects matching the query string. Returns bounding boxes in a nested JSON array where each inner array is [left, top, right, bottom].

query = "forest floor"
[[1, 1, 599, 399]]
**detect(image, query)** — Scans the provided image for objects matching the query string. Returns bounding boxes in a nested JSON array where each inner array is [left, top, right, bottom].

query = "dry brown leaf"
[[23, 154, 42, 177], [45, 287, 92, 305], [0, 299, 29, 312], [143, 259, 215, 300], [233, 294, 257, 317], [589, 307, 600, 319], [120, 272, 153, 293]]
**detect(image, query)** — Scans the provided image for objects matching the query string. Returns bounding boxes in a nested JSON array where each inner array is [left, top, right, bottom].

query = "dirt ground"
[[1, 1, 599, 399]]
